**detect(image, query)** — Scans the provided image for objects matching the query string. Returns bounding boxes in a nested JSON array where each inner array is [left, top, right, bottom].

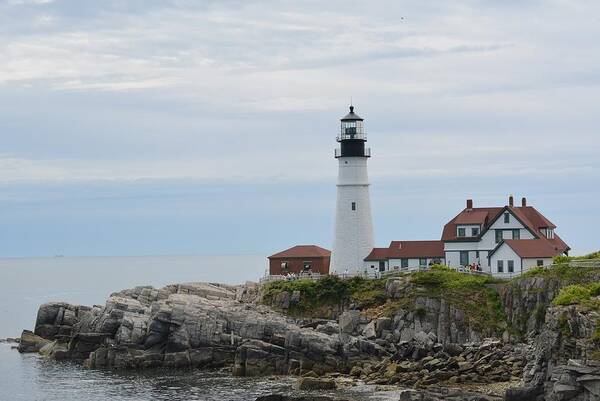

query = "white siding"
[[445, 210, 536, 271], [331, 157, 374, 275], [479, 213, 534, 250], [489, 244, 522, 278], [522, 258, 553, 272], [363, 257, 446, 275]]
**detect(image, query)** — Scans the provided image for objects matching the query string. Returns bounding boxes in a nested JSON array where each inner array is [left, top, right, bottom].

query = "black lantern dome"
[[335, 105, 370, 158]]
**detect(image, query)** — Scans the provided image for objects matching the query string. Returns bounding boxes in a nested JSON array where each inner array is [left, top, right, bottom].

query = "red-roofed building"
[[268, 245, 331, 275], [364, 240, 445, 275], [442, 196, 570, 277]]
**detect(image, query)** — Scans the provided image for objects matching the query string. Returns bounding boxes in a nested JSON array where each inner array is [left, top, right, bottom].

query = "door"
[[460, 251, 469, 267]]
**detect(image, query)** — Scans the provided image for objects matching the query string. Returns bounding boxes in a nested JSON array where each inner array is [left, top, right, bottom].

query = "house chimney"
[[466, 199, 473, 209], [509, 195, 514, 207], [522, 197, 527, 207]]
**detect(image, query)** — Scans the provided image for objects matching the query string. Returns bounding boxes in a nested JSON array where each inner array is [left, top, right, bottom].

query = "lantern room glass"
[[340, 120, 365, 140]]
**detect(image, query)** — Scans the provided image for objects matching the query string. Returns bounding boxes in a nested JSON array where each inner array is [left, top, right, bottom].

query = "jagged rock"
[[256, 396, 344, 401], [315, 322, 339, 335], [17, 330, 50, 353], [338, 311, 361, 334], [362, 321, 376, 339], [24, 282, 387, 375], [33, 302, 91, 340]]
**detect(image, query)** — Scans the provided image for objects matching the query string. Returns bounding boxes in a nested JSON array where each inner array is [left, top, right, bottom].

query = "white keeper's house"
[[365, 196, 570, 278]]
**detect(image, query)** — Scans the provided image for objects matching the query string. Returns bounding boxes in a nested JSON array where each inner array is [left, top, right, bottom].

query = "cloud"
[[0, 0, 599, 256]]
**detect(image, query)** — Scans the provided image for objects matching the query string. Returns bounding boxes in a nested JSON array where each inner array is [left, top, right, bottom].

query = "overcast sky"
[[0, 0, 598, 257]]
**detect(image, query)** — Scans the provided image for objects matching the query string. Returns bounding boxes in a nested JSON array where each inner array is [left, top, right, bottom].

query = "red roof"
[[364, 247, 390, 261], [496, 239, 564, 258], [365, 240, 444, 261], [268, 245, 331, 259], [442, 207, 503, 241], [441, 200, 570, 255]]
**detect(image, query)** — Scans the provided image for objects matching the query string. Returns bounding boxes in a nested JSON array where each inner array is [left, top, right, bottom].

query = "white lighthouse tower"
[[330, 105, 374, 276]]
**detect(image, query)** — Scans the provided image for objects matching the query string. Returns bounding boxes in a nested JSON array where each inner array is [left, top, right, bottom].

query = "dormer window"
[[457, 227, 466, 237], [540, 228, 554, 239], [471, 227, 480, 237]]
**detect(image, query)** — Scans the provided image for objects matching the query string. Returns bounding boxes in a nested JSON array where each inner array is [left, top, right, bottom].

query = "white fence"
[[259, 260, 600, 284], [259, 272, 323, 284]]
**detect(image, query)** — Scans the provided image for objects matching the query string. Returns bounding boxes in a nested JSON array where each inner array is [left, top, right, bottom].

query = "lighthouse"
[[330, 105, 374, 276]]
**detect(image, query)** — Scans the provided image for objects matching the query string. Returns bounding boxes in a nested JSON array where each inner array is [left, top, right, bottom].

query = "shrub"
[[553, 285, 592, 306]]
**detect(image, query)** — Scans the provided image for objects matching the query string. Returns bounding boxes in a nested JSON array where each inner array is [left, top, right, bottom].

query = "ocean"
[[0, 255, 400, 401]]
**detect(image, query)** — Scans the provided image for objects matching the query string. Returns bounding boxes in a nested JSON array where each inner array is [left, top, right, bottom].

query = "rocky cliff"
[[23, 282, 389, 376], [18, 264, 600, 401]]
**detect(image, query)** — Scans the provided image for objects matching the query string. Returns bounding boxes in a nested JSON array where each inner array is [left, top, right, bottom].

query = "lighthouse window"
[[351, 202, 356, 211]]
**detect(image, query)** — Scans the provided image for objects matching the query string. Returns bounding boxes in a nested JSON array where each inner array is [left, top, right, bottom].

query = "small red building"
[[268, 245, 331, 275]]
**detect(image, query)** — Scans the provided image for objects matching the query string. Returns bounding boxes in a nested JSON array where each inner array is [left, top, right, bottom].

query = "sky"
[[0, 0, 598, 258]]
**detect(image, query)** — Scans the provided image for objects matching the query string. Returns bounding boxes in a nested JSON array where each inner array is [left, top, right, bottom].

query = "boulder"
[[297, 377, 336, 390], [17, 330, 51, 353]]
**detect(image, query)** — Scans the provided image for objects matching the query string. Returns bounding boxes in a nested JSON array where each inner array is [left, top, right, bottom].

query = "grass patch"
[[554, 250, 600, 264], [553, 283, 600, 306], [261, 275, 387, 315], [520, 263, 600, 283]]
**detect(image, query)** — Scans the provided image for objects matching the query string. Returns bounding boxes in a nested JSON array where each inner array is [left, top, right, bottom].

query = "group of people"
[[467, 261, 482, 272], [283, 270, 315, 280]]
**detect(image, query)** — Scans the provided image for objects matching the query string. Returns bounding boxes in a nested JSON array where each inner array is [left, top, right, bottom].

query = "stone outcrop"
[[33, 302, 91, 340], [507, 302, 600, 401], [499, 276, 563, 337], [25, 282, 387, 375]]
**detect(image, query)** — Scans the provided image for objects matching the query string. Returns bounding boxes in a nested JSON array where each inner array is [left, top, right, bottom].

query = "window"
[[419, 258, 427, 267], [497, 260, 504, 273], [508, 260, 514, 273], [351, 202, 356, 211], [537, 260, 544, 267], [460, 251, 469, 266], [504, 213, 510, 223], [401, 259, 408, 268], [303, 261, 312, 271], [475, 251, 480, 259], [457, 227, 466, 237], [495, 230, 503, 244], [281, 261, 289, 272], [471, 227, 480, 237], [547, 229, 554, 239], [378, 261, 386, 272], [512, 229, 520, 240]]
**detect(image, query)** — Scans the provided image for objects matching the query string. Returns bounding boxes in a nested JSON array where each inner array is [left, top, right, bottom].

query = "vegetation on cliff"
[[519, 250, 600, 282], [402, 265, 506, 333], [262, 266, 506, 334], [553, 283, 600, 307], [261, 275, 387, 315]]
